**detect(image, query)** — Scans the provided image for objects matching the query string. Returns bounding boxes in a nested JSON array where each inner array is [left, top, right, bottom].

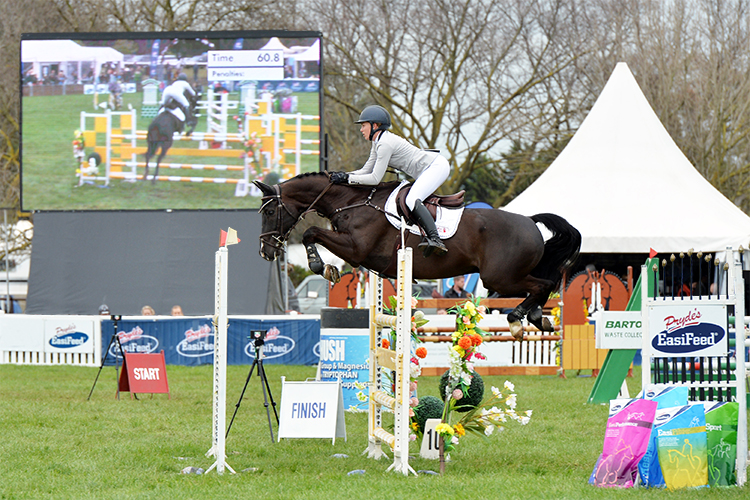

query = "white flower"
[[484, 425, 494, 436], [491, 386, 501, 397], [414, 310, 425, 321], [519, 416, 531, 425], [526, 409, 533, 417], [451, 436, 459, 445], [410, 362, 421, 378], [505, 393, 517, 410], [504, 380, 515, 392], [460, 371, 473, 387], [409, 433, 417, 442]]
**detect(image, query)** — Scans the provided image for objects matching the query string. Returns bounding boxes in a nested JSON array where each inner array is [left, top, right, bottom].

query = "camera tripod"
[[87, 315, 132, 400], [225, 336, 279, 442]]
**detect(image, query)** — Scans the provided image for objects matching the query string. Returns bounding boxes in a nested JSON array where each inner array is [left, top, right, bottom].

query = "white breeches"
[[405, 155, 450, 210]]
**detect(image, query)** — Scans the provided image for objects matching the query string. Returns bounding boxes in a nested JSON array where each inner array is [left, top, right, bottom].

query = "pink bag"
[[590, 398, 658, 488]]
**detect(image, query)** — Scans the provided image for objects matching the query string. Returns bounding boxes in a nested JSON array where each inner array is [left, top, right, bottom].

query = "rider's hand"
[[330, 171, 349, 185]]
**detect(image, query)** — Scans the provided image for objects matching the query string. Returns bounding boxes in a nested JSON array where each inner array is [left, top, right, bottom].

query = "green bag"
[[704, 402, 739, 486]]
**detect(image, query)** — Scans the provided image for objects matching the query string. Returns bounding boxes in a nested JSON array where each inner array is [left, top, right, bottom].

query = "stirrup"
[[418, 238, 448, 258]]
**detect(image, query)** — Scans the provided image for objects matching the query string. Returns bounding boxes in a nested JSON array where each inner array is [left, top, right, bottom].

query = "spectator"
[[98, 304, 110, 315], [444, 275, 471, 299], [171, 305, 184, 316], [141, 305, 155, 316]]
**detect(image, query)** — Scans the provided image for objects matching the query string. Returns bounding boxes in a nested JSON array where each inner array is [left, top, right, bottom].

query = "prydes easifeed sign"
[[647, 304, 727, 357]]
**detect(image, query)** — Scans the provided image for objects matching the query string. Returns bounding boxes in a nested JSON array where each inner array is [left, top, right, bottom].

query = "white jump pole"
[[206, 228, 240, 474]]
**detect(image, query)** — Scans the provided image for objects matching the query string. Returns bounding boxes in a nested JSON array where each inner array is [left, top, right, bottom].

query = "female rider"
[[330, 105, 449, 257]]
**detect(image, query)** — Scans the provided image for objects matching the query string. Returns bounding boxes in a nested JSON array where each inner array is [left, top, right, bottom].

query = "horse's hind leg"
[[152, 141, 171, 184], [505, 276, 556, 340]]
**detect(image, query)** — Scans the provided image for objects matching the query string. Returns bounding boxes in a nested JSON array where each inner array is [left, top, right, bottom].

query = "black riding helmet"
[[355, 105, 391, 140]]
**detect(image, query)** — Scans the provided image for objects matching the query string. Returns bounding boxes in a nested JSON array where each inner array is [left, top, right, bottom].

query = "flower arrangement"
[[72, 130, 86, 163], [435, 299, 533, 458], [241, 131, 263, 175], [379, 294, 430, 437], [436, 381, 533, 453], [444, 299, 487, 402]]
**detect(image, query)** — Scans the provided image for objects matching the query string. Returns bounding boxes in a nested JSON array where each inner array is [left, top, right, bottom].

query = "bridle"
[[258, 182, 333, 259]]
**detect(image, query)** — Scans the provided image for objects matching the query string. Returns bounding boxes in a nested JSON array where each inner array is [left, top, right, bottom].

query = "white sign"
[[278, 378, 346, 444], [207, 50, 284, 81], [647, 304, 728, 357], [44, 319, 95, 353], [419, 418, 443, 459], [594, 311, 642, 349]]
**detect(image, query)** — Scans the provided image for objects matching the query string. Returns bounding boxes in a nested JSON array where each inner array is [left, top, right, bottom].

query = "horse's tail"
[[529, 213, 582, 289]]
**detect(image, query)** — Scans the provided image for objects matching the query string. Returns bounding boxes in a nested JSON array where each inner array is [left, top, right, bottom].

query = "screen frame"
[[20, 29, 324, 213]]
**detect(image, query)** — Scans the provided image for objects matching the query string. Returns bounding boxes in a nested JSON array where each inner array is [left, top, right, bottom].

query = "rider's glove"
[[330, 171, 349, 185]]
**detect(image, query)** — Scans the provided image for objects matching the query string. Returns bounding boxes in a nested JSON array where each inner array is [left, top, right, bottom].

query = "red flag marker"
[[649, 248, 657, 259]]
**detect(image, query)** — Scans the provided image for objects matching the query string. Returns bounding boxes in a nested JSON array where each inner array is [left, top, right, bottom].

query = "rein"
[[258, 181, 334, 254]]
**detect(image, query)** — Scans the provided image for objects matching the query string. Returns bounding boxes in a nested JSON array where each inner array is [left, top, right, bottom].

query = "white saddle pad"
[[384, 181, 464, 239]]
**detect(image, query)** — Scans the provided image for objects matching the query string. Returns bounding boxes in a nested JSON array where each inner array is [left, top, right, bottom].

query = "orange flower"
[[415, 346, 427, 359], [470, 333, 483, 346], [381, 338, 390, 349], [457, 335, 473, 350]]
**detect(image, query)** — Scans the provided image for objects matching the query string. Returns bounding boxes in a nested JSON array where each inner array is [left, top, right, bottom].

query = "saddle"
[[395, 184, 465, 222]]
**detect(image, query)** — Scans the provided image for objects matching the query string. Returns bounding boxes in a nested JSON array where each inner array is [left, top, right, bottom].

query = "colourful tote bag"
[[638, 385, 689, 488], [703, 401, 739, 486], [590, 398, 658, 488], [655, 404, 708, 490]]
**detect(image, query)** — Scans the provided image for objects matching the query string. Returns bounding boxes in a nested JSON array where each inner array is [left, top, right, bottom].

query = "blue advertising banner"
[[101, 317, 320, 366], [318, 328, 370, 411]]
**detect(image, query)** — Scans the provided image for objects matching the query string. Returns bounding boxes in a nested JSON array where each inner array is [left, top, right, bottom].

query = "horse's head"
[[254, 180, 298, 261], [254, 173, 339, 260]]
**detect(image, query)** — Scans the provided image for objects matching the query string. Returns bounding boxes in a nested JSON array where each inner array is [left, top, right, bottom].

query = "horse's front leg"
[[302, 226, 359, 284]]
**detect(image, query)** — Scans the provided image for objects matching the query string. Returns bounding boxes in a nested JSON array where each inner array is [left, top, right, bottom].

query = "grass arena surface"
[[21, 91, 320, 211], [0, 364, 747, 499]]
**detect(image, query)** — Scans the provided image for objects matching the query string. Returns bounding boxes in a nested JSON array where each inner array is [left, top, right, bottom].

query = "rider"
[[330, 105, 450, 257], [159, 73, 196, 131]]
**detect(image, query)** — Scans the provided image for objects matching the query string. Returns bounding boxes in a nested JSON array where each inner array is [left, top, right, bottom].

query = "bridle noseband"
[[258, 182, 333, 259]]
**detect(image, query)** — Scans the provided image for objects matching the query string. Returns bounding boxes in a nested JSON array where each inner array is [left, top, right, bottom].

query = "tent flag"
[[649, 248, 658, 259]]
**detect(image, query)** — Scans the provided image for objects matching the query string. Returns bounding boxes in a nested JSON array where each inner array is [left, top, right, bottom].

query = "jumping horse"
[[254, 172, 581, 339], [143, 94, 199, 183]]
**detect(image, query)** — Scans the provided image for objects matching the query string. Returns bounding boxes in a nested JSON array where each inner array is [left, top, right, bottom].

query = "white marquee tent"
[[22, 39, 124, 83], [504, 62, 750, 254]]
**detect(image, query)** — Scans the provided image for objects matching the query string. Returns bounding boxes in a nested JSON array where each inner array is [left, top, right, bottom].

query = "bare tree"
[[306, 0, 588, 195]]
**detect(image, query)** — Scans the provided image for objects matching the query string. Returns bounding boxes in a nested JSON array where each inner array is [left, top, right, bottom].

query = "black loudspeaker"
[[743, 270, 750, 313]]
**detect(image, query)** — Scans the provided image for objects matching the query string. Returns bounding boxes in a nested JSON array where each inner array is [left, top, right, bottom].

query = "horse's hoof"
[[509, 321, 524, 341], [323, 264, 341, 283], [540, 317, 553, 332]]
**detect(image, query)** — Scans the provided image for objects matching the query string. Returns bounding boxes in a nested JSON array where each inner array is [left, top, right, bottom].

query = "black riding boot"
[[411, 200, 448, 257]]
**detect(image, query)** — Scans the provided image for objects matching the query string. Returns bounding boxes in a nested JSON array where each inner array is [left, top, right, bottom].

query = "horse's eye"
[[267, 208, 275, 216]]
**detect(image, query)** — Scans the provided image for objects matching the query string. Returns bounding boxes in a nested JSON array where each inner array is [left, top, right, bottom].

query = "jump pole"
[[365, 243, 416, 476], [205, 228, 241, 474]]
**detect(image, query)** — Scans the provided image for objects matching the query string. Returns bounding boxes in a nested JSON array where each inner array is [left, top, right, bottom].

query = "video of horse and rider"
[[20, 30, 323, 212]]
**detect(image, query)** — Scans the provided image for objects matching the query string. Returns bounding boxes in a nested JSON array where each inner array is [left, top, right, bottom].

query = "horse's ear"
[[253, 180, 274, 196]]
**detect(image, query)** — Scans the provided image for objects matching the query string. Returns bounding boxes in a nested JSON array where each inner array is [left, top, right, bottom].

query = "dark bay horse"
[[254, 173, 581, 339], [143, 95, 199, 183]]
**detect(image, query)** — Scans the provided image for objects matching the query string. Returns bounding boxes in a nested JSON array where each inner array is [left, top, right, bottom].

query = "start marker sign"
[[118, 350, 170, 397]]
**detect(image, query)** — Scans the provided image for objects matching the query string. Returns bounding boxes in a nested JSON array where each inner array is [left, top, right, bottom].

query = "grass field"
[[0, 364, 747, 499], [21, 91, 320, 211]]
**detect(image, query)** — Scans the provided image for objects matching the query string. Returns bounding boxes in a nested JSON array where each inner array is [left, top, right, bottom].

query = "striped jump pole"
[[365, 246, 416, 476]]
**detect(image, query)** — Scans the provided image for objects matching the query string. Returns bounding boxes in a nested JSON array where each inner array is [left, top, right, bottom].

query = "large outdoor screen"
[[21, 30, 323, 211]]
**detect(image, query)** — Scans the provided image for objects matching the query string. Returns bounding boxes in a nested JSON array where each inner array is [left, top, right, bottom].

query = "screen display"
[[20, 30, 323, 211]]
